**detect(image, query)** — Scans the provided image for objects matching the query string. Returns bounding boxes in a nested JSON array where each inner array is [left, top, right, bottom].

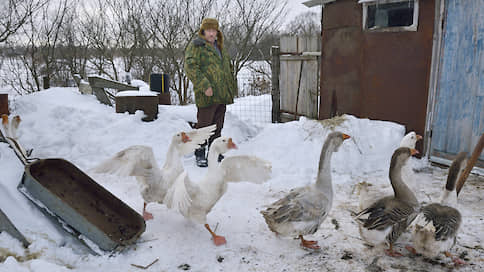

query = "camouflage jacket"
[[184, 36, 237, 108]]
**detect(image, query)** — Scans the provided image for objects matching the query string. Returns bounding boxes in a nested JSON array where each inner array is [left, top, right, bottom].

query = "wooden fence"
[[272, 35, 321, 122]]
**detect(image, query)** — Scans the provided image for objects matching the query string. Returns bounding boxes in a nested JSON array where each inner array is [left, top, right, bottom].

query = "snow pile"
[[0, 88, 482, 271]]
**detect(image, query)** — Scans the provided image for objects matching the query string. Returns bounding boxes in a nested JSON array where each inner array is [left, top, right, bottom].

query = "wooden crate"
[[115, 94, 158, 121]]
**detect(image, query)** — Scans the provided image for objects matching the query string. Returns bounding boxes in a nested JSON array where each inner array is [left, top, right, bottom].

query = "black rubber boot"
[[195, 147, 208, 167], [218, 154, 224, 162]]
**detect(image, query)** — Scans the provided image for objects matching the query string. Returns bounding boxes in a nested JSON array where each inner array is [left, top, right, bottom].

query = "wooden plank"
[[271, 46, 281, 123], [280, 55, 319, 61], [297, 58, 319, 118], [280, 36, 298, 53], [298, 36, 321, 52], [456, 133, 484, 195], [91, 87, 113, 106], [88, 76, 138, 91], [279, 59, 301, 114]]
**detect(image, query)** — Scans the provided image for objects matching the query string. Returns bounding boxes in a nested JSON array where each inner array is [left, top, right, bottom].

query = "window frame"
[[361, 0, 419, 32]]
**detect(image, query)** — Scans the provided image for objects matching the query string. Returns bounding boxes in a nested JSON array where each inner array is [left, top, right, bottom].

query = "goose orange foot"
[[143, 202, 153, 220], [205, 224, 226, 246], [405, 245, 417, 255], [213, 235, 227, 246], [299, 235, 320, 250], [445, 251, 466, 265], [452, 258, 467, 265], [143, 211, 153, 220], [385, 248, 403, 257]]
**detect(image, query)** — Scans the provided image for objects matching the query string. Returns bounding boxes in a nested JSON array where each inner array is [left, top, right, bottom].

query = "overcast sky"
[[284, 0, 322, 27]]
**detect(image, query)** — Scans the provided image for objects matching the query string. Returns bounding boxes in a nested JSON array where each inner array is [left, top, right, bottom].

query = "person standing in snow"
[[184, 18, 237, 167]]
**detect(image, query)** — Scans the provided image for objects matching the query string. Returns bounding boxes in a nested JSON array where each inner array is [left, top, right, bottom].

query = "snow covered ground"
[[0, 88, 483, 271]]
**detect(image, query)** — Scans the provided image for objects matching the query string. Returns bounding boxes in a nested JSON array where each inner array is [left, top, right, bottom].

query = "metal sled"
[[18, 158, 146, 252], [1, 129, 145, 252], [0, 208, 30, 247]]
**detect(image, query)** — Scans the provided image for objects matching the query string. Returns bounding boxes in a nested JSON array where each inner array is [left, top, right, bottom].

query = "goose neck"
[[315, 140, 334, 192], [163, 142, 180, 169], [207, 148, 220, 171], [440, 189, 458, 207], [390, 163, 418, 206]]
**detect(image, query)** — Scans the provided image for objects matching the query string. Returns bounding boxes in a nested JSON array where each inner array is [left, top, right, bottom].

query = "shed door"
[[430, 0, 484, 168]]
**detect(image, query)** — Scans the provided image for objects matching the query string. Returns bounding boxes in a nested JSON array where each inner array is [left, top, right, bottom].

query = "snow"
[[0, 87, 483, 271], [130, 80, 151, 93], [115, 91, 158, 97]]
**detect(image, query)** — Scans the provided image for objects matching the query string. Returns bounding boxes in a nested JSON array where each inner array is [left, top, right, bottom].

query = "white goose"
[[163, 137, 272, 246], [357, 131, 422, 210], [261, 132, 350, 250], [92, 125, 216, 220], [409, 152, 467, 264], [399, 131, 423, 149], [354, 147, 419, 256]]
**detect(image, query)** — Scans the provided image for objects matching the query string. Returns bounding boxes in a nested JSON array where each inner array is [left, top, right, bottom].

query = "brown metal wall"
[[320, 0, 363, 119], [320, 0, 435, 148], [0, 94, 8, 115]]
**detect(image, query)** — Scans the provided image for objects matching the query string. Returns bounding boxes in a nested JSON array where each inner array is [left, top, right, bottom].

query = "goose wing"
[[178, 125, 216, 156], [163, 171, 194, 216], [262, 187, 327, 225], [220, 155, 272, 184], [420, 203, 461, 241], [355, 197, 417, 232], [91, 145, 158, 178]]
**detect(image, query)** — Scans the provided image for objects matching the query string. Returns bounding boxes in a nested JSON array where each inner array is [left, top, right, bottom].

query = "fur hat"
[[198, 18, 224, 49]]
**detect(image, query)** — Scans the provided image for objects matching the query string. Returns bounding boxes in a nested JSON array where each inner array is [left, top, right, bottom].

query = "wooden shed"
[[304, 0, 483, 169]]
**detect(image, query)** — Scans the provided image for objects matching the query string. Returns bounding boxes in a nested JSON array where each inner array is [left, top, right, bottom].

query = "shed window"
[[361, 0, 419, 32]]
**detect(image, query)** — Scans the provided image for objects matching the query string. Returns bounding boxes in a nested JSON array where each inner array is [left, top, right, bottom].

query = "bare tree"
[[284, 11, 320, 36], [104, 0, 156, 82], [147, 0, 215, 105], [0, 0, 47, 43], [57, 2, 90, 79], [81, 0, 120, 80], [0, 46, 39, 94], [220, 0, 287, 81], [3, 0, 70, 94], [35, 0, 70, 88]]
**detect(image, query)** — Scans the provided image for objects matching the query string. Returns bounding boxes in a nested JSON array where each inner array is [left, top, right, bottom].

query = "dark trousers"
[[196, 104, 226, 147]]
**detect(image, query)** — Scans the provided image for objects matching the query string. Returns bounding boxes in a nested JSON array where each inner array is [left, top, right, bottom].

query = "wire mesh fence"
[[227, 72, 272, 126]]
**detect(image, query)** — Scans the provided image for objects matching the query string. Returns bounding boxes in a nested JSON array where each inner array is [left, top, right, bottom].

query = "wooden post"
[[271, 46, 280, 123], [456, 133, 484, 195], [43, 76, 50, 89]]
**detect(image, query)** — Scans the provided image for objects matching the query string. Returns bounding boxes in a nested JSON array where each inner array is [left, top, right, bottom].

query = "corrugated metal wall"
[[429, 0, 484, 168], [320, 0, 435, 153]]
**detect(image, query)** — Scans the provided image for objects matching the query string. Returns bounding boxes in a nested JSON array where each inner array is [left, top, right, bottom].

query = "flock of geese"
[[1, 114, 470, 265]]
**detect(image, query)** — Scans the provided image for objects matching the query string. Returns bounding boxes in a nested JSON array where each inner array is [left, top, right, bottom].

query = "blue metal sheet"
[[431, 0, 484, 163]]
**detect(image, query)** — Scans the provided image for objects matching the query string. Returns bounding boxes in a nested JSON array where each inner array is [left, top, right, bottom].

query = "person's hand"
[[205, 87, 213, 97]]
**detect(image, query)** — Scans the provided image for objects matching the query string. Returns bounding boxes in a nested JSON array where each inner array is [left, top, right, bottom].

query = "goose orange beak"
[[227, 138, 237, 149], [410, 148, 419, 156], [342, 133, 351, 140], [181, 132, 191, 143], [416, 134, 423, 141]]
